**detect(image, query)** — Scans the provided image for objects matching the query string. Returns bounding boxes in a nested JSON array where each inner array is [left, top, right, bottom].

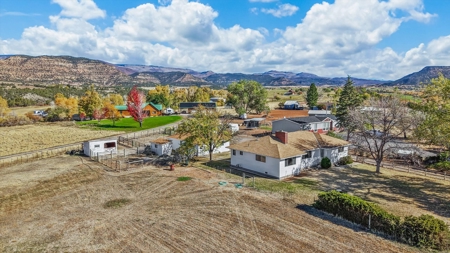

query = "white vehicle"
[[164, 108, 175, 115]]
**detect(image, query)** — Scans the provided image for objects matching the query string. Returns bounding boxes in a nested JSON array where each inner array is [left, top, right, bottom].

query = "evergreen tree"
[[306, 83, 318, 108], [336, 76, 362, 140]]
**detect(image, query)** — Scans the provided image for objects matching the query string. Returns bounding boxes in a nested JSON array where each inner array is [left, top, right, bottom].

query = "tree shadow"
[[296, 204, 367, 233]]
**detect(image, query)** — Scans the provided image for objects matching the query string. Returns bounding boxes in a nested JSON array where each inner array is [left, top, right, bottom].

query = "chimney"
[[275, 131, 288, 144]]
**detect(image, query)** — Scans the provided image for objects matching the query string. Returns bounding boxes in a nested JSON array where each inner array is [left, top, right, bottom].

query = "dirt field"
[[0, 123, 123, 156], [0, 156, 416, 252]]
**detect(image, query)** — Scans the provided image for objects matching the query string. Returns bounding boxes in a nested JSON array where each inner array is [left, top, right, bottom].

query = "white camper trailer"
[[83, 139, 118, 157]]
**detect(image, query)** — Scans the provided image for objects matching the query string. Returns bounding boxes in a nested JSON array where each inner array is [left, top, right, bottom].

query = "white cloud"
[[51, 0, 106, 20], [0, 11, 40, 17], [0, 0, 446, 80], [249, 0, 277, 2], [261, 4, 299, 17]]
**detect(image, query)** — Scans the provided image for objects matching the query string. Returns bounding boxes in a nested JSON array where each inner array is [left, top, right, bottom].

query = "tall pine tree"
[[336, 76, 362, 140], [306, 83, 318, 108]]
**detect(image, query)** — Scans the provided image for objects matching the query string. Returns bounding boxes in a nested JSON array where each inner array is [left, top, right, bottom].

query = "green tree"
[[227, 80, 268, 115], [414, 74, 450, 150], [147, 85, 171, 108], [336, 77, 363, 140], [78, 85, 102, 117], [176, 106, 232, 161], [306, 83, 319, 108]]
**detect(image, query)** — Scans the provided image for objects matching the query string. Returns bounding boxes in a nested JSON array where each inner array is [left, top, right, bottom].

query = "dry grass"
[[0, 123, 123, 156], [9, 105, 51, 116], [0, 156, 415, 252], [299, 163, 450, 223]]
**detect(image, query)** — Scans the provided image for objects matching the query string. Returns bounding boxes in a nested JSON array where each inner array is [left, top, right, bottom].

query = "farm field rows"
[[0, 156, 416, 252], [0, 123, 123, 156]]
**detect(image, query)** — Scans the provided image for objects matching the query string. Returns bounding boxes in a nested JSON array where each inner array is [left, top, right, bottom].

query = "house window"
[[94, 144, 100, 148], [232, 150, 236, 155], [240, 151, 243, 155], [256, 155, 266, 163], [155, 144, 158, 148], [152, 111, 156, 114], [285, 157, 296, 166], [320, 149, 324, 157], [338, 147, 345, 152], [302, 151, 312, 159]]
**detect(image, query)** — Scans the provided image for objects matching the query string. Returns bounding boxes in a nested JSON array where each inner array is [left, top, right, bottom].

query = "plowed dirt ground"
[[0, 156, 417, 252]]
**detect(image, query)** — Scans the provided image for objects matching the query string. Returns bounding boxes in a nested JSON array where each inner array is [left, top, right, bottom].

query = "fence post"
[[124, 149, 126, 158], [253, 176, 255, 186], [97, 153, 99, 162], [368, 214, 371, 230], [445, 171, 447, 181], [137, 147, 139, 155], [243, 172, 245, 184]]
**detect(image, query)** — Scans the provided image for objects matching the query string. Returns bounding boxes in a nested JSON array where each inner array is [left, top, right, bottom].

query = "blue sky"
[[0, 0, 449, 80]]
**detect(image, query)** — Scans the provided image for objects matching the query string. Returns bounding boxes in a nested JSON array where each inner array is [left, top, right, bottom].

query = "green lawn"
[[76, 115, 182, 132]]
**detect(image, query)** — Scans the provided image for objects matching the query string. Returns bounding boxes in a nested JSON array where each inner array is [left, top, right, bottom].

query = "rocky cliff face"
[[0, 55, 132, 86]]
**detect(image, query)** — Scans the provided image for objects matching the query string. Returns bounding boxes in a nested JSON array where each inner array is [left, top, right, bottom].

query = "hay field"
[[0, 123, 123, 156], [0, 156, 415, 252]]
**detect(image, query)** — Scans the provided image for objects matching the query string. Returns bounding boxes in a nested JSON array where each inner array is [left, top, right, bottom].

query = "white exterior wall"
[[149, 142, 173, 156], [324, 146, 349, 163], [83, 140, 117, 157], [168, 138, 182, 150], [231, 151, 281, 178], [278, 156, 302, 178]]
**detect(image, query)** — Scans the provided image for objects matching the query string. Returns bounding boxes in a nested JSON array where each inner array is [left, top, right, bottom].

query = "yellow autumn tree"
[[54, 93, 79, 117], [103, 101, 122, 126], [105, 94, 124, 105], [0, 96, 10, 118]]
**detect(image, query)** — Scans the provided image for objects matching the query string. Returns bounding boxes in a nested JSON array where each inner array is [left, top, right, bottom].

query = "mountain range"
[[0, 55, 449, 87]]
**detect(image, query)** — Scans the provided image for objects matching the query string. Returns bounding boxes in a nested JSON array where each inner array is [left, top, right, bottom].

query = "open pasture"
[[0, 123, 123, 156], [0, 156, 415, 252]]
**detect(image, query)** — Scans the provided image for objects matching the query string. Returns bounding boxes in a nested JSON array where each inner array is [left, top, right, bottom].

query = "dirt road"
[[0, 156, 415, 252]]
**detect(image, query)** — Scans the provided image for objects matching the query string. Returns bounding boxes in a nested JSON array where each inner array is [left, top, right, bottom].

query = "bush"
[[0, 115, 32, 127], [400, 215, 450, 249], [313, 191, 450, 250], [430, 161, 450, 172], [320, 157, 331, 169], [25, 112, 42, 122], [338, 155, 353, 165]]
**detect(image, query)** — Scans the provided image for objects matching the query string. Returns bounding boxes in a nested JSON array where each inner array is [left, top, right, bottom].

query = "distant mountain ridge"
[[0, 54, 389, 86], [385, 66, 450, 86]]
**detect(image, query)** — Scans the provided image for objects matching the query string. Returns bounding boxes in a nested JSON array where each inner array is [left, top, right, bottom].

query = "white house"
[[148, 134, 230, 157], [227, 131, 349, 179], [83, 139, 118, 157]]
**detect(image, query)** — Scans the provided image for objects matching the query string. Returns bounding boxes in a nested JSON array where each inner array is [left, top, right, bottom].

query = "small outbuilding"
[[284, 101, 299, 109], [243, 118, 265, 128], [148, 138, 173, 156], [83, 139, 118, 157]]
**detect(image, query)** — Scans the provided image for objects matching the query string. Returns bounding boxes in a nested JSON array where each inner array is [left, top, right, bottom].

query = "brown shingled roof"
[[167, 134, 190, 140], [228, 131, 349, 159]]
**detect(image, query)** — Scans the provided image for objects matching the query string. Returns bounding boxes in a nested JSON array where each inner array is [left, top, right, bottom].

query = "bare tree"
[[349, 97, 414, 173]]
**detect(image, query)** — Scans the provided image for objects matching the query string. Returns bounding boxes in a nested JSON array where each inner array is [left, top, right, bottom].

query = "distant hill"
[[0, 55, 131, 86], [385, 66, 450, 86], [0, 55, 389, 87]]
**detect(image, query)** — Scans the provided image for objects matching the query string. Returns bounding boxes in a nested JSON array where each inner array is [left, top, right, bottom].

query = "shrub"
[[0, 115, 32, 127], [320, 157, 331, 169], [313, 191, 450, 250], [338, 155, 353, 165], [25, 112, 42, 122], [400, 215, 450, 249], [430, 161, 450, 172]]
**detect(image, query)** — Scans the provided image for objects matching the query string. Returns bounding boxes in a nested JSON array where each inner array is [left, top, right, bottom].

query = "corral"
[[0, 156, 415, 252]]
